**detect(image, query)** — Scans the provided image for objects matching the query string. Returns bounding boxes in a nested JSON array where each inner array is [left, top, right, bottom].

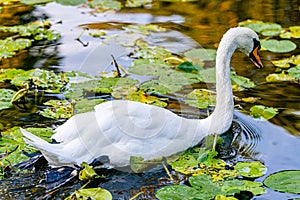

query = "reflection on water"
[[0, 0, 300, 199]]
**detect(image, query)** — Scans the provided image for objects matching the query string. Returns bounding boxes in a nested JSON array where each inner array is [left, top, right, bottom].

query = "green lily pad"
[[250, 105, 278, 120], [40, 100, 73, 119], [189, 174, 223, 195], [288, 66, 300, 80], [0, 38, 32, 59], [156, 184, 211, 200], [64, 77, 138, 99], [261, 39, 297, 53], [0, 127, 53, 177], [184, 48, 217, 64], [66, 187, 112, 200], [87, 0, 122, 11], [231, 71, 256, 91], [234, 161, 267, 178], [220, 179, 266, 196], [123, 24, 167, 35], [264, 170, 300, 194], [0, 89, 16, 110], [184, 89, 216, 109], [238, 20, 282, 36], [177, 61, 203, 73], [74, 98, 106, 114]]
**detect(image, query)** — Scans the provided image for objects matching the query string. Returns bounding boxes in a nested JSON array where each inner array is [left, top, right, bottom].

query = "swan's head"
[[232, 27, 263, 68], [224, 27, 263, 68]]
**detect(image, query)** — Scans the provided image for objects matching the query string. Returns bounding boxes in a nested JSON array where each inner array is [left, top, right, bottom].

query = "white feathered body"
[[22, 100, 210, 167]]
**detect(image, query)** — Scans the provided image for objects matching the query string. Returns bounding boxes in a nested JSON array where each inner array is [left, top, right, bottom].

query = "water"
[[0, 0, 300, 199]]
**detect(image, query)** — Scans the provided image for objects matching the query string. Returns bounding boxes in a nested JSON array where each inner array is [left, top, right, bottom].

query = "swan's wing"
[[52, 112, 96, 142]]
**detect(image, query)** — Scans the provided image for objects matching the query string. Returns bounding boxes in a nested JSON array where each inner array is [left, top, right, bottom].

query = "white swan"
[[21, 27, 263, 168]]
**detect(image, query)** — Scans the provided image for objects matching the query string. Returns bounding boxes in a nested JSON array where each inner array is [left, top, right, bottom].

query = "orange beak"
[[250, 46, 263, 68]]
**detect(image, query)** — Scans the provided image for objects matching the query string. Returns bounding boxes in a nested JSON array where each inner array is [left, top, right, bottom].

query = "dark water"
[[0, 1, 300, 199]]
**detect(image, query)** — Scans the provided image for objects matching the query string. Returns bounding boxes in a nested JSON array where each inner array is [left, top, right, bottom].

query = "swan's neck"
[[195, 36, 236, 137]]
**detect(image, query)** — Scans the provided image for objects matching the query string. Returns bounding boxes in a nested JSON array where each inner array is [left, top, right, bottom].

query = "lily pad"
[[266, 72, 295, 82], [261, 39, 297, 53], [74, 98, 106, 114], [177, 61, 203, 73], [87, 0, 122, 11], [66, 187, 112, 200], [280, 26, 300, 39], [250, 105, 278, 120], [0, 89, 16, 110], [156, 184, 211, 200], [238, 20, 282, 36], [184, 89, 216, 109], [220, 179, 266, 196], [0, 127, 53, 176], [184, 48, 217, 64], [264, 170, 300, 194], [288, 66, 300, 80], [234, 161, 267, 178], [231, 71, 256, 91], [40, 100, 73, 119], [0, 38, 32, 59]]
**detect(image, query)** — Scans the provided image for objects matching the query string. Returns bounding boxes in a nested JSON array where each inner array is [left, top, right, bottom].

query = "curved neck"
[[209, 36, 236, 134]]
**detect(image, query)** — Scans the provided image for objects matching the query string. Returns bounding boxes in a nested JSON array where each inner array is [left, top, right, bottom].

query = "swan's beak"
[[249, 45, 263, 68]]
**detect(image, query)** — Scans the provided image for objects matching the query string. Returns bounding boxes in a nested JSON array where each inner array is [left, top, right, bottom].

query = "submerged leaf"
[[261, 39, 297, 53], [264, 170, 300, 194], [250, 105, 278, 120]]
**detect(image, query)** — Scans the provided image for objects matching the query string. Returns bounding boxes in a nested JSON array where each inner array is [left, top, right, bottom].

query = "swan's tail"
[[20, 128, 73, 167]]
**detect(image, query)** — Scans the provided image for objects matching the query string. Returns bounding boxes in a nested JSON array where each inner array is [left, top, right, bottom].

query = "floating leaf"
[[131, 45, 172, 60], [250, 105, 278, 120], [66, 187, 112, 200], [125, 0, 152, 8], [238, 20, 282, 36], [266, 72, 295, 82], [74, 98, 106, 114], [288, 65, 300, 80], [87, 0, 122, 11], [40, 100, 73, 119], [261, 39, 297, 53], [0, 127, 53, 175], [189, 174, 223, 196], [234, 161, 267, 178], [280, 26, 300, 39], [0, 89, 16, 110], [79, 162, 100, 180], [124, 24, 167, 35], [156, 184, 210, 200], [0, 38, 32, 59], [184, 48, 217, 64], [184, 89, 216, 109], [231, 71, 255, 91], [264, 170, 300, 194], [220, 179, 266, 196], [177, 61, 202, 72]]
